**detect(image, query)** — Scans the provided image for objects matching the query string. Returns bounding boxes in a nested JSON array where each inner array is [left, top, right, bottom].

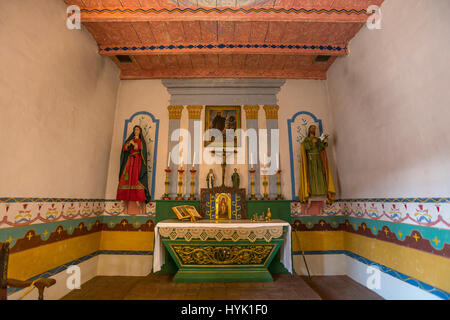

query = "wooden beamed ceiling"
[[65, 0, 384, 79]]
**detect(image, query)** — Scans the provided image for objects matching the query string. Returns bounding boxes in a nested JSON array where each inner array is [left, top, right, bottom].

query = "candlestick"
[[176, 168, 185, 200], [249, 168, 257, 200], [276, 169, 284, 200], [262, 169, 270, 200], [162, 168, 171, 200], [188, 168, 197, 200]]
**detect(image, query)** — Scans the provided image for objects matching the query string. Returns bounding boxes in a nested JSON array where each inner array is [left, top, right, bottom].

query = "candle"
[[167, 151, 171, 168], [250, 153, 254, 169], [193, 152, 196, 168], [276, 155, 279, 170]]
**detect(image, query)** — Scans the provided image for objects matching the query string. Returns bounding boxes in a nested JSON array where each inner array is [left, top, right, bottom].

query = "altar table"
[[153, 219, 292, 282]]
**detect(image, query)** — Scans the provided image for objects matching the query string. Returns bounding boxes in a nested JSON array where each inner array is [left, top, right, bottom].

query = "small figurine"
[[231, 168, 240, 189], [265, 208, 272, 222], [206, 169, 216, 189]]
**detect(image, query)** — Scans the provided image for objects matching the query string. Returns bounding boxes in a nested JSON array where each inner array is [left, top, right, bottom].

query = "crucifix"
[[210, 132, 237, 187]]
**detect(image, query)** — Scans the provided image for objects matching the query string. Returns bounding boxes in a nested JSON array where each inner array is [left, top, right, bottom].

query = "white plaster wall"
[[345, 255, 441, 300], [105, 79, 337, 200], [327, 0, 450, 198], [8, 256, 99, 300], [0, 0, 120, 198], [97, 254, 153, 276], [293, 254, 346, 276]]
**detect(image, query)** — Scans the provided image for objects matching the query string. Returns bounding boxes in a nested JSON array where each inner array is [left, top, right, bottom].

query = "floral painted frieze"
[[0, 199, 156, 229], [291, 199, 450, 230]]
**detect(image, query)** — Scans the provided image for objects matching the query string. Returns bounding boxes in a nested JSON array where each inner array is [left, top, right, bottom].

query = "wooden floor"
[[61, 274, 383, 300]]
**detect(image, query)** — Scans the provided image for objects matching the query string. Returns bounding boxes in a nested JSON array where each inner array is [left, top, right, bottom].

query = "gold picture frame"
[[215, 193, 232, 220], [204, 106, 241, 147]]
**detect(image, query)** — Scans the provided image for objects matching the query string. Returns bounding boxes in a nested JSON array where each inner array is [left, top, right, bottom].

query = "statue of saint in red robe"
[[116, 125, 150, 203]]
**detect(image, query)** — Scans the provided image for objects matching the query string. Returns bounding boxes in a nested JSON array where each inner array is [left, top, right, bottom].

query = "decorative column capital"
[[243, 105, 260, 119], [167, 105, 184, 119], [186, 106, 203, 119], [263, 105, 280, 119]]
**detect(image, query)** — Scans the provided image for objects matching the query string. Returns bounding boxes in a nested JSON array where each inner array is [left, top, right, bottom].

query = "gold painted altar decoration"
[[153, 219, 292, 282], [200, 187, 246, 220], [171, 244, 274, 266]]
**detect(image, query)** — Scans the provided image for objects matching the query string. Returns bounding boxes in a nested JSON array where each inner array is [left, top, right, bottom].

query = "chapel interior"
[[1, 0, 449, 301]]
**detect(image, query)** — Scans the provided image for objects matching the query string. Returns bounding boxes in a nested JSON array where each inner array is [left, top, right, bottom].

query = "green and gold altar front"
[[153, 218, 292, 282]]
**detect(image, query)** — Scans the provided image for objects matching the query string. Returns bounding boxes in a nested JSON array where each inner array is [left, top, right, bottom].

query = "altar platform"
[[153, 219, 292, 283]]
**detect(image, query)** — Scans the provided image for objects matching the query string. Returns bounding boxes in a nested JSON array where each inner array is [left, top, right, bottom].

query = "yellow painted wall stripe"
[[99, 231, 154, 252], [8, 233, 101, 280], [292, 231, 345, 252], [344, 233, 450, 292]]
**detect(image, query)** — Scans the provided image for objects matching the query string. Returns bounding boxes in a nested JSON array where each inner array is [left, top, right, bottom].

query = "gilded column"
[[263, 105, 280, 199], [167, 105, 184, 199], [185, 106, 203, 199], [244, 105, 261, 200]]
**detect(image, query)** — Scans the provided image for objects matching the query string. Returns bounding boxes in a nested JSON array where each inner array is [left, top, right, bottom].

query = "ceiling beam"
[[120, 68, 327, 80], [80, 9, 371, 23], [99, 44, 348, 56]]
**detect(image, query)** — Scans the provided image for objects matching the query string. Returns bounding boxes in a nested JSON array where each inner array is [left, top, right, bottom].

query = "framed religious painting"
[[200, 187, 246, 220], [204, 106, 241, 147]]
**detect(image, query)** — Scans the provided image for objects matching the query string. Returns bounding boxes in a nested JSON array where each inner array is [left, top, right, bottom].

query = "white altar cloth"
[[153, 219, 292, 273]]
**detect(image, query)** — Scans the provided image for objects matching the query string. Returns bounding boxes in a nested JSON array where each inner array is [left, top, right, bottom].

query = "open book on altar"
[[172, 205, 202, 221]]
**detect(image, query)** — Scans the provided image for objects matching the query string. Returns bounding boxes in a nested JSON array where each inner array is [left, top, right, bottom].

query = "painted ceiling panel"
[[218, 54, 233, 68], [245, 54, 260, 69], [200, 21, 219, 43], [190, 54, 206, 68], [176, 54, 193, 68], [259, 54, 274, 70], [249, 22, 269, 43], [149, 21, 171, 43], [232, 54, 246, 69], [204, 54, 219, 68], [271, 55, 287, 70], [63, 0, 384, 79], [120, 0, 142, 7], [166, 21, 186, 44], [162, 55, 179, 68], [132, 22, 158, 44], [233, 21, 252, 43], [183, 21, 203, 42], [134, 55, 155, 70], [217, 21, 236, 43]]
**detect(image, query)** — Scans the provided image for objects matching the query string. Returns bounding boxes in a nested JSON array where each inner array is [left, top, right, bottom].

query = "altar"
[[153, 219, 292, 282]]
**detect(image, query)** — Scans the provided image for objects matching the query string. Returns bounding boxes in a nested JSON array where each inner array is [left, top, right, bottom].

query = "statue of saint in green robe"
[[231, 168, 240, 189], [304, 136, 327, 196], [299, 125, 335, 203]]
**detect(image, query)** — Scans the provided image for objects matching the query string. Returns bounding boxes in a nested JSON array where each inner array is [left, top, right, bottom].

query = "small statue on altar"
[[299, 125, 335, 203], [206, 169, 216, 189], [231, 168, 240, 189], [265, 208, 272, 222]]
